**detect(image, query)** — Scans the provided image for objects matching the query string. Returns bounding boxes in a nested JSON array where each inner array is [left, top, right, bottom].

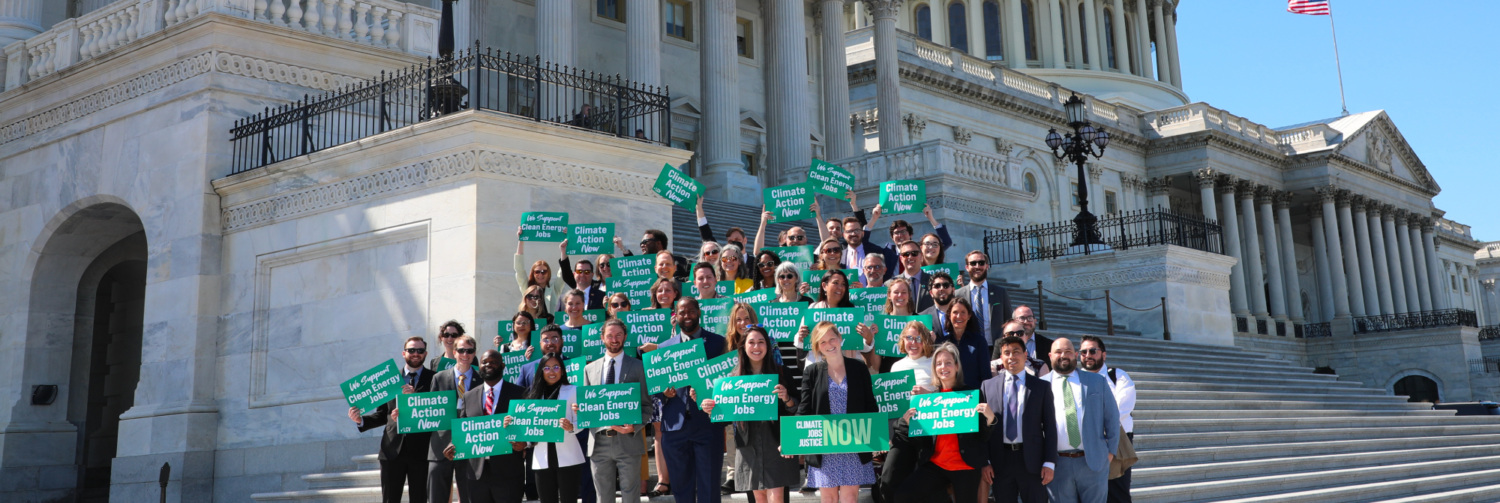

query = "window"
[[737, 18, 754, 58], [597, 0, 625, 22], [741, 152, 757, 176], [1077, 4, 1089, 65], [1105, 191, 1117, 214], [1071, 182, 1080, 206], [1453, 275, 1459, 290], [982, 1, 1002, 60], [1021, 0, 1037, 60], [948, 2, 968, 52], [673, 139, 696, 177], [664, 0, 692, 41], [916, 4, 932, 41], [1023, 173, 1037, 194], [1103, 8, 1116, 69]]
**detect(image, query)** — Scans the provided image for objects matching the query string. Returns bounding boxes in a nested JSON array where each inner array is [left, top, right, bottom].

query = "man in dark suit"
[[917, 272, 957, 328], [428, 334, 479, 503], [444, 349, 527, 503], [348, 336, 435, 503], [957, 250, 1012, 348], [583, 319, 652, 503], [840, 216, 893, 272], [982, 332, 1057, 503], [893, 241, 933, 310], [558, 253, 607, 310], [656, 296, 727, 503]]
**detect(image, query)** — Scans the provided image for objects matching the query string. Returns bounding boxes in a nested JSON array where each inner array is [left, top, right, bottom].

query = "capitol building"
[[2, 0, 1499, 501]]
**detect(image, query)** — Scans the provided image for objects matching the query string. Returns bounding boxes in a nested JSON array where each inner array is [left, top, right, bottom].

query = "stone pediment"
[[1329, 111, 1440, 194]]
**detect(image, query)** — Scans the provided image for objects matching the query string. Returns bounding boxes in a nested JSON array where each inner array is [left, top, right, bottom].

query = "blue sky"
[[1176, 1, 1498, 243]]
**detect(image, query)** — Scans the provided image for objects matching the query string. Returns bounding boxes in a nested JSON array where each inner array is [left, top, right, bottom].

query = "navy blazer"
[[937, 327, 990, 391], [980, 371, 1057, 474], [655, 328, 727, 434]]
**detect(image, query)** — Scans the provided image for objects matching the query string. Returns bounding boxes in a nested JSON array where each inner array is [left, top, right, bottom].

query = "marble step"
[[1132, 454, 1500, 503], [1135, 415, 1500, 435], [1137, 438, 1500, 473], [1210, 466, 1500, 503], [1136, 425, 1500, 449], [1102, 355, 1317, 376], [1134, 389, 1413, 406], [1104, 346, 1289, 365], [1125, 371, 1361, 389], [1135, 396, 1431, 411], [1132, 408, 1455, 421], [257, 482, 869, 503], [1127, 378, 1388, 396], [1372, 481, 1500, 503], [1090, 335, 1274, 356]]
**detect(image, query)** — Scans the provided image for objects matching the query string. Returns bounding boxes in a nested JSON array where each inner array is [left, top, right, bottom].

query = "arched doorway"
[[1393, 375, 1440, 404]]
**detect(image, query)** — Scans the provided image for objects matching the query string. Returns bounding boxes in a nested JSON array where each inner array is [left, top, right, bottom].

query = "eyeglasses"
[[777, 274, 797, 280], [542, 365, 563, 372], [532, 269, 547, 275], [900, 335, 923, 342], [1016, 315, 1036, 321], [757, 262, 777, 268], [931, 283, 953, 289], [455, 347, 476, 354], [526, 294, 543, 301], [967, 260, 988, 266], [864, 264, 886, 270], [823, 248, 843, 255], [704, 249, 720, 256], [610, 302, 628, 308], [786, 235, 806, 242], [921, 241, 940, 248], [1079, 349, 1101, 355], [640, 239, 656, 246], [404, 348, 427, 354], [1004, 330, 1026, 337], [900, 251, 920, 258], [440, 333, 459, 339]]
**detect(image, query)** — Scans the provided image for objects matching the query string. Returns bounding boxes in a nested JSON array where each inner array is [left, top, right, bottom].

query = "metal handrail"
[[983, 207, 1223, 265], [1352, 309, 1479, 334]]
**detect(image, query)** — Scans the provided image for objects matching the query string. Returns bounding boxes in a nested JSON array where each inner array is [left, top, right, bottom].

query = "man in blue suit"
[[1041, 337, 1119, 503], [656, 295, 727, 503], [981, 331, 1057, 503]]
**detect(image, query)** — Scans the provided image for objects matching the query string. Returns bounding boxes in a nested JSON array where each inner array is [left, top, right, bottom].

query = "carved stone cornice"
[[928, 194, 1025, 224], [1254, 186, 1276, 205], [1145, 131, 1290, 169], [861, 0, 902, 19], [1273, 191, 1293, 210], [1234, 180, 1256, 200], [1349, 194, 1367, 212]]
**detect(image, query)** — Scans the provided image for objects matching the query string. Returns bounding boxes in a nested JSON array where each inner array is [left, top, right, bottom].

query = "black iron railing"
[[1480, 325, 1500, 341], [1352, 309, 1478, 334], [983, 207, 1223, 265], [229, 45, 672, 175], [1470, 358, 1500, 373], [1304, 322, 1332, 338]]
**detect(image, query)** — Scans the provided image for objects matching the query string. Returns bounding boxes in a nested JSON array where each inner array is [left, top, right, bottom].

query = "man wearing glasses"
[[558, 258, 606, 310], [427, 331, 479, 503], [917, 271, 958, 326], [621, 229, 689, 283], [860, 253, 889, 288], [865, 204, 953, 275], [894, 241, 934, 310], [957, 250, 1012, 347], [348, 336, 435, 503], [1081, 336, 1136, 503], [995, 306, 1052, 376], [840, 216, 893, 272]]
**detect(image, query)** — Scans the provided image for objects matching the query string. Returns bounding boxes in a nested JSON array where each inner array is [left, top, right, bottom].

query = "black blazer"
[[427, 366, 479, 460], [558, 257, 608, 310], [457, 381, 527, 480], [957, 282, 1012, 346], [895, 384, 993, 470], [979, 372, 1057, 474], [730, 366, 799, 448], [358, 366, 434, 461], [797, 357, 878, 466]]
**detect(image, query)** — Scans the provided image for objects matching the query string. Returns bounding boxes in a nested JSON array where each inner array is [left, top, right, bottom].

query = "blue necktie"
[[1006, 376, 1020, 441]]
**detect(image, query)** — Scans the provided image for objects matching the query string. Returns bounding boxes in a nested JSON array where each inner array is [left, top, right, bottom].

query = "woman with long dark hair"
[[702, 326, 800, 503], [937, 298, 988, 390], [507, 352, 583, 503], [794, 269, 872, 365], [754, 250, 782, 290], [497, 311, 537, 355]]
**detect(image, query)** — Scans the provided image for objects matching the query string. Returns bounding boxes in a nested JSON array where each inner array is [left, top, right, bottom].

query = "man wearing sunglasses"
[[557, 256, 606, 310], [1081, 336, 1136, 503], [349, 336, 435, 503], [620, 229, 690, 283], [894, 241, 935, 311], [956, 250, 1012, 347], [427, 332, 479, 503]]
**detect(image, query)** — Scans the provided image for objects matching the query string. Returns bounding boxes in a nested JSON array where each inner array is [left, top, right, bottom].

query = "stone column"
[[700, 0, 756, 203], [1316, 186, 1352, 318], [769, 0, 813, 175], [1166, 8, 1181, 86], [1366, 204, 1395, 315], [819, 0, 854, 161], [1150, 0, 1170, 85], [1048, 0, 1066, 68], [1218, 176, 1251, 319], [1422, 221, 1447, 310], [1133, 0, 1152, 80], [1275, 194, 1304, 322], [1381, 208, 1410, 313], [1066, 0, 1084, 67], [1309, 204, 1337, 321], [0, 0, 42, 45], [537, 0, 573, 67], [966, 0, 985, 59], [628, 0, 662, 89], [1395, 211, 1421, 312], [866, 0, 904, 150], [1350, 197, 1381, 316], [1006, 0, 1028, 67], [1237, 182, 1270, 319], [1257, 188, 1288, 321], [1335, 192, 1366, 317], [1408, 215, 1433, 311], [1082, 0, 1102, 70], [1110, 0, 1129, 73]]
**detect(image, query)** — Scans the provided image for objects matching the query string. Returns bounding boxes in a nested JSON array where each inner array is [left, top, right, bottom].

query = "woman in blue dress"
[[798, 321, 879, 503]]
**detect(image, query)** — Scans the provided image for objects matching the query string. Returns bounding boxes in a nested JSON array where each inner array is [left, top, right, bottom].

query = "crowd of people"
[[349, 197, 1139, 503]]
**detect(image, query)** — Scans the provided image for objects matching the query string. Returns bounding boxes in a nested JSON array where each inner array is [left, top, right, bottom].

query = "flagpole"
[[1328, 0, 1349, 116]]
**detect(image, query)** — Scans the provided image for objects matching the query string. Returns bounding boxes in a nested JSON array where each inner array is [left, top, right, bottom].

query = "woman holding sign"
[[508, 352, 584, 503], [500, 312, 537, 355], [892, 343, 994, 503], [702, 326, 800, 502], [516, 230, 568, 310], [798, 321, 879, 502], [938, 298, 989, 390]]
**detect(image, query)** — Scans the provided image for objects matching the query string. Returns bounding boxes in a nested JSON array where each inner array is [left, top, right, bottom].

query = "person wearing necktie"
[[956, 250, 1011, 348], [428, 333, 479, 503], [348, 337, 435, 503], [656, 295, 728, 503], [445, 349, 526, 503], [581, 319, 651, 503], [980, 331, 1057, 503], [1040, 338, 1119, 503]]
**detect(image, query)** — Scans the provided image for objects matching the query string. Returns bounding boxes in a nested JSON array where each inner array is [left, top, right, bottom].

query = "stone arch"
[[1385, 369, 1444, 403]]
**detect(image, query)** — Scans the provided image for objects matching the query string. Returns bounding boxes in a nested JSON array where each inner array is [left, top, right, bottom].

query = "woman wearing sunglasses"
[[515, 227, 567, 311], [518, 285, 555, 327]]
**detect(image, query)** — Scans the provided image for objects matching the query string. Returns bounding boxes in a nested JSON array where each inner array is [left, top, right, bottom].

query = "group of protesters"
[[349, 194, 1138, 503]]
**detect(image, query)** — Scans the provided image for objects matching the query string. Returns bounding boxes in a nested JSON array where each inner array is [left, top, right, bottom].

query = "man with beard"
[[656, 297, 728, 503], [918, 271, 957, 327], [956, 250, 1011, 348], [1080, 336, 1136, 503], [428, 333, 479, 503], [994, 306, 1052, 376], [583, 319, 651, 503], [443, 349, 527, 503], [841, 217, 892, 271], [350, 336, 434, 503], [1041, 338, 1119, 503], [980, 332, 1057, 503], [894, 241, 934, 310]]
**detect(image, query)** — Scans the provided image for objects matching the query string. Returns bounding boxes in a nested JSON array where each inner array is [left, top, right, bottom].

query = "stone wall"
[[1304, 327, 1484, 402]]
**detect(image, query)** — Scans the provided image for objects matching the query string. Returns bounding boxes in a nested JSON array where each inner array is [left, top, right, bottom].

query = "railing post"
[[532, 55, 542, 121], [1036, 280, 1047, 331], [1161, 297, 1170, 340], [615, 78, 625, 138], [1105, 289, 1114, 336], [298, 95, 311, 156]]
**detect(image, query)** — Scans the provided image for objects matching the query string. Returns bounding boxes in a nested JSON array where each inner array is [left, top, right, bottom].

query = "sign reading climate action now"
[[696, 351, 739, 388], [874, 315, 935, 357], [803, 307, 868, 350], [450, 415, 513, 460], [871, 370, 916, 418], [710, 374, 780, 422], [567, 223, 614, 255], [500, 349, 539, 384], [909, 390, 980, 437], [879, 180, 926, 215], [644, 338, 706, 394], [806, 159, 855, 199], [397, 391, 458, 434], [576, 383, 642, 429], [779, 412, 891, 455], [341, 359, 403, 414], [764, 183, 815, 223], [622, 309, 674, 346], [506, 399, 567, 443], [921, 263, 963, 285], [565, 356, 588, 390], [755, 302, 805, 346], [653, 163, 704, 208], [608, 255, 657, 309], [519, 212, 569, 242]]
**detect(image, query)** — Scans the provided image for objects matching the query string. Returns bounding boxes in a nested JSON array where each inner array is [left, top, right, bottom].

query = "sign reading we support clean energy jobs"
[[341, 359, 403, 415], [871, 370, 916, 418], [909, 390, 980, 437], [764, 183, 815, 223], [806, 159, 855, 199], [644, 338, 706, 394], [779, 412, 891, 455], [576, 383, 643, 429], [519, 212, 569, 241], [710, 374, 780, 422], [652, 163, 704, 208], [450, 415, 513, 460], [505, 399, 568, 443], [397, 391, 458, 434]]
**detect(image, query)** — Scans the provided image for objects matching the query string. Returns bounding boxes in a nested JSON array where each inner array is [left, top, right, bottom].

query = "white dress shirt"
[[1045, 371, 1086, 453], [890, 356, 934, 392], [1001, 370, 1056, 471], [529, 385, 586, 469], [1097, 364, 1136, 433]]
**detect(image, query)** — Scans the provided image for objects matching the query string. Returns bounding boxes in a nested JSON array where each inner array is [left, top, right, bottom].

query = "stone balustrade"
[[1143, 102, 1284, 150], [835, 138, 1015, 191]]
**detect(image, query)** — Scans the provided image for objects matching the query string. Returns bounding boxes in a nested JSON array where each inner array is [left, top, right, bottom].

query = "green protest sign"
[[652, 163, 704, 208], [802, 268, 859, 295], [764, 183, 815, 223], [505, 399, 568, 443], [611, 255, 658, 279], [849, 287, 888, 315], [576, 383, 643, 429], [755, 302, 805, 346], [622, 309, 674, 346], [341, 359, 403, 414], [780, 413, 891, 455], [519, 212, 570, 242], [574, 323, 605, 361], [734, 288, 776, 305], [565, 356, 588, 388], [498, 320, 542, 339], [874, 315, 935, 357], [710, 375, 780, 422], [644, 338, 706, 394], [763, 246, 815, 271], [698, 297, 734, 336], [451, 415, 513, 460], [872, 370, 916, 418], [609, 255, 658, 308], [803, 307, 868, 350], [501, 349, 540, 384], [695, 351, 739, 389], [806, 159, 855, 199], [683, 279, 734, 299], [561, 327, 585, 359], [879, 180, 926, 215], [581, 309, 608, 325], [567, 223, 614, 255], [436, 357, 458, 372], [398, 391, 459, 434], [921, 263, 963, 285], [909, 390, 980, 437]]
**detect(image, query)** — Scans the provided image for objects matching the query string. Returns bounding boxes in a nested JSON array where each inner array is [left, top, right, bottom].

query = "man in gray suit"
[[1041, 337, 1119, 503], [582, 318, 651, 503], [429, 334, 480, 503]]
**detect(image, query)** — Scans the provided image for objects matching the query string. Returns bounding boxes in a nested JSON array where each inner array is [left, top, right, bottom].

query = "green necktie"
[[1062, 377, 1081, 449]]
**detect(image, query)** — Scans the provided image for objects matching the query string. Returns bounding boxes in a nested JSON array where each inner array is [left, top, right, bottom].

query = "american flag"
[[1288, 0, 1331, 15]]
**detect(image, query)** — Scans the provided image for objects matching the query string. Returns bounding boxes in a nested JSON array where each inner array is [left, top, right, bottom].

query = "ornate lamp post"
[[1045, 93, 1111, 247], [429, 0, 468, 116]]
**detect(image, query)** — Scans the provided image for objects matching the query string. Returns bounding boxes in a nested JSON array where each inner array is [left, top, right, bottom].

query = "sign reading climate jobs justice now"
[[397, 391, 458, 434], [341, 359, 403, 414], [806, 159, 855, 199], [567, 223, 614, 255], [779, 412, 891, 455], [644, 338, 706, 394], [576, 383, 643, 429], [653, 163, 704, 208], [519, 212, 569, 242], [909, 390, 980, 437], [710, 374, 780, 422], [872, 370, 916, 418], [764, 183, 815, 223], [505, 399, 568, 443], [450, 415, 514, 460], [803, 307, 868, 350], [879, 180, 926, 215]]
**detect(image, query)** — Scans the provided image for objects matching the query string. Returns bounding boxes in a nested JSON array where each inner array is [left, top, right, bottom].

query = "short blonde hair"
[[931, 342, 963, 386], [901, 321, 934, 358], [810, 321, 843, 357], [455, 334, 478, 350]]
